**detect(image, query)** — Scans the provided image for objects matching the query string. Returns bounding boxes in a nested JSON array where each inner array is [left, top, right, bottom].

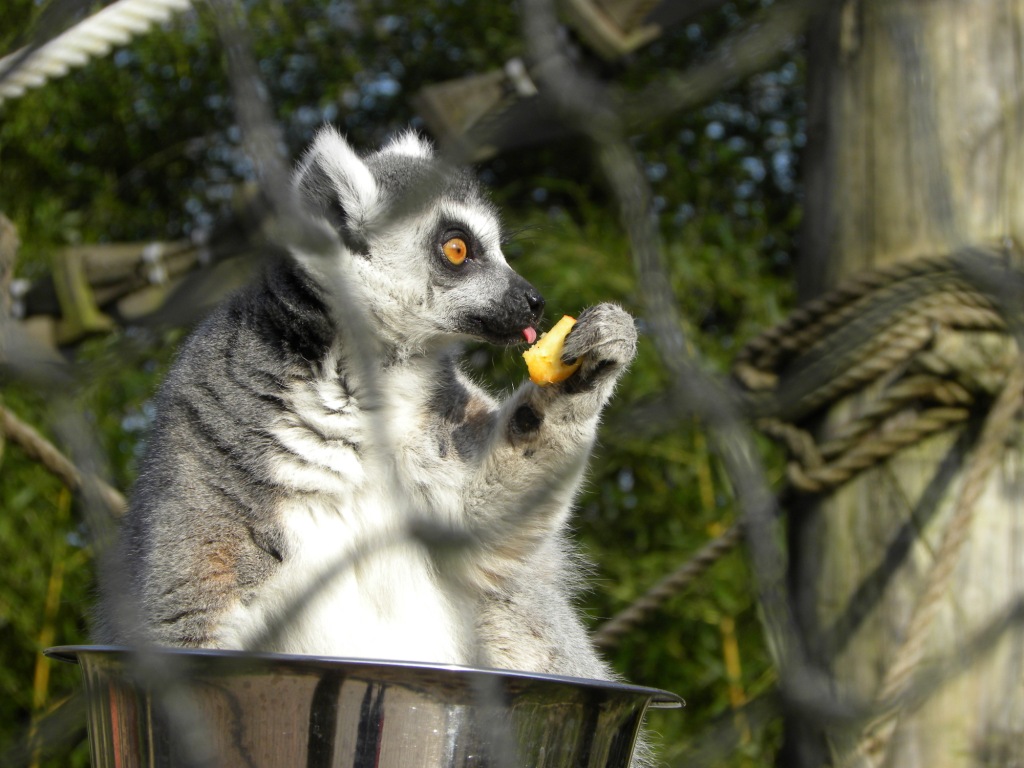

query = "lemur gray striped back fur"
[[98, 127, 639, 685]]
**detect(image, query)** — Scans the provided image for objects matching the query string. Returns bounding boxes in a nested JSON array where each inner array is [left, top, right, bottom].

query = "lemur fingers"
[[559, 303, 638, 388]]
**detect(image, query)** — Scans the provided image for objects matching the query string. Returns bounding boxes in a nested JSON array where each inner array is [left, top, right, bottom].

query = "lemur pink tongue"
[[523, 327, 538, 344]]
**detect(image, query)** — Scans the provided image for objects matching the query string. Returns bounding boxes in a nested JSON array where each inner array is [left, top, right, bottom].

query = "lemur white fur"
[[99, 126, 639, 684]]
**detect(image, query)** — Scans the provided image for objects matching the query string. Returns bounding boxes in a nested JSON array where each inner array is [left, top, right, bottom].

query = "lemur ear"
[[294, 126, 379, 255]]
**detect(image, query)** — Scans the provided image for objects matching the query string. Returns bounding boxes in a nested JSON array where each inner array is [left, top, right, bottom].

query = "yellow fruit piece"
[[523, 315, 583, 386]]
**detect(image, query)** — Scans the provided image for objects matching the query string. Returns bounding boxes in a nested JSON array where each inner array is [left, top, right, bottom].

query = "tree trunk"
[[788, 1, 1024, 766]]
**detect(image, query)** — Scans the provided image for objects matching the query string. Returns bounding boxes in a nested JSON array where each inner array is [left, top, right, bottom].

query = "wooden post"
[[787, 1, 1024, 766]]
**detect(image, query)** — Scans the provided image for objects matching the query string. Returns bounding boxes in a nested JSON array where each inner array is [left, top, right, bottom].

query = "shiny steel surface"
[[48, 645, 681, 768]]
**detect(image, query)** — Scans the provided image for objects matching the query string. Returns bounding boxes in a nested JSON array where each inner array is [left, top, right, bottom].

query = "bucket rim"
[[46, 644, 683, 708]]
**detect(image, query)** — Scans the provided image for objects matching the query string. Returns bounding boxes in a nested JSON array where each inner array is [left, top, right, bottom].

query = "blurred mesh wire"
[[2, 1, 1024, 767]]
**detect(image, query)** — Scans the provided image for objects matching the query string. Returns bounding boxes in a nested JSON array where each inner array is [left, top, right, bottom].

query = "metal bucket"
[[48, 645, 681, 768]]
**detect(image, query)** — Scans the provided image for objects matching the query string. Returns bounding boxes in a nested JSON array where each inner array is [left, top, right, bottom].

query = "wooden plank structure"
[[414, 0, 723, 157], [12, 239, 206, 347]]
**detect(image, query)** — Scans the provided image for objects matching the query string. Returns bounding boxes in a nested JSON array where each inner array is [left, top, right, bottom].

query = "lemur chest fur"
[[233, 354, 493, 663], [270, 351, 487, 508]]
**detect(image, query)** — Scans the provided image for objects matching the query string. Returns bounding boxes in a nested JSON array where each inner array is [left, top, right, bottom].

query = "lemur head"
[[292, 126, 545, 352]]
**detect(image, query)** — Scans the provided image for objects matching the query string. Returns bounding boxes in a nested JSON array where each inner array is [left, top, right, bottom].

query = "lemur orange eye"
[[443, 237, 468, 265]]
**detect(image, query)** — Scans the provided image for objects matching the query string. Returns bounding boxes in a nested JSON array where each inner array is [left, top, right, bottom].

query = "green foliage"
[[0, 389, 94, 768], [1, 0, 802, 765]]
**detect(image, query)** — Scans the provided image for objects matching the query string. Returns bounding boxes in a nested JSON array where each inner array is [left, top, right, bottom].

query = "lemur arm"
[[461, 304, 637, 578]]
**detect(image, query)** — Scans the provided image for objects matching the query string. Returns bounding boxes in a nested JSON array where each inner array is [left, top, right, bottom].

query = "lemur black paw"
[[559, 304, 638, 387]]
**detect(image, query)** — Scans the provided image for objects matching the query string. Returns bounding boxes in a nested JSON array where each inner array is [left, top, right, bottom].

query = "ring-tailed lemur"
[[99, 126, 638, 683]]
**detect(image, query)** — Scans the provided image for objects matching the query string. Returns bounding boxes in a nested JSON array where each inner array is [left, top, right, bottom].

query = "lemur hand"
[[559, 304, 638, 388]]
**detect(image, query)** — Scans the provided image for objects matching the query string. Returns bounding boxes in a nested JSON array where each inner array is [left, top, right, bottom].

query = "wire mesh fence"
[[2, 1, 1024, 767]]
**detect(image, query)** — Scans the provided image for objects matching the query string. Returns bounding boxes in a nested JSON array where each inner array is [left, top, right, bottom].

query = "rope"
[[0, 404, 125, 516], [782, 406, 972, 494], [593, 522, 744, 648], [737, 291, 1003, 422], [814, 376, 974, 459], [0, 0, 192, 105], [735, 255, 969, 372]]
